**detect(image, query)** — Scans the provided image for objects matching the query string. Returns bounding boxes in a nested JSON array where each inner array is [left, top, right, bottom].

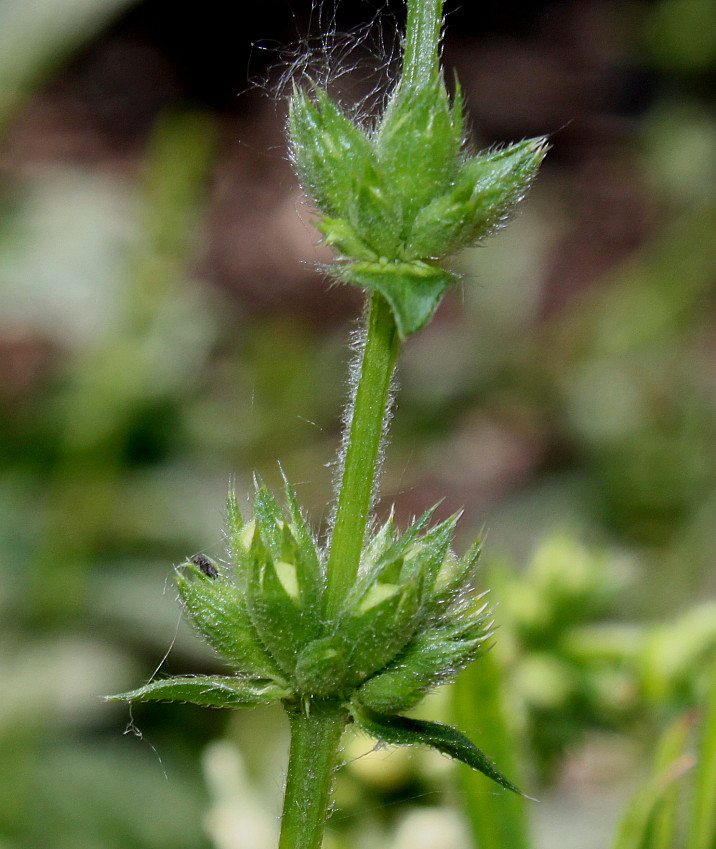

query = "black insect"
[[190, 554, 219, 578]]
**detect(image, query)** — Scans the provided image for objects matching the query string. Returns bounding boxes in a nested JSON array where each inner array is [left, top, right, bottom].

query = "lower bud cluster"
[[109, 479, 523, 794]]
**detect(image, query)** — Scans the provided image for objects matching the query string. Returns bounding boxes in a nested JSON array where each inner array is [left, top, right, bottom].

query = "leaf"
[[341, 260, 456, 339], [346, 171, 402, 258], [352, 706, 525, 796], [404, 137, 548, 260], [399, 511, 461, 590], [288, 86, 378, 221], [253, 483, 285, 559], [454, 648, 530, 849], [457, 138, 549, 242], [687, 657, 716, 849], [361, 513, 396, 566], [317, 216, 378, 262], [430, 536, 482, 611], [377, 75, 462, 225], [106, 675, 290, 708], [225, 488, 244, 562], [371, 504, 437, 571], [610, 715, 692, 849], [294, 636, 349, 696], [344, 506, 435, 610]]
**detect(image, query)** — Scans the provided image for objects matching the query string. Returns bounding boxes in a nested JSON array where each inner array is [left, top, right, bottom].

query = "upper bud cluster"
[[289, 57, 547, 337]]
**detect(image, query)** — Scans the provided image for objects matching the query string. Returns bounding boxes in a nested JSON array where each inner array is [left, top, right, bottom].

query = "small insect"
[[190, 554, 219, 579]]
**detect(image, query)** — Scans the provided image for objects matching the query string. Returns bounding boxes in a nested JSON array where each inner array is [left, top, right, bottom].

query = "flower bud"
[[404, 138, 549, 260], [176, 560, 282, 679]]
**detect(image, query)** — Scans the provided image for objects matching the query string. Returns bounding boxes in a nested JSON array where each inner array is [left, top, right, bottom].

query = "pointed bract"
[[352, 706, 524, 796], [280, 475, 325, 607], [355, 615, 493, 713], [289, 87, 379, 222], [404, 137, 549, 260], [340, 573, 425, 684], [376, 74, 462, 227], [108, 675, 290, 708]]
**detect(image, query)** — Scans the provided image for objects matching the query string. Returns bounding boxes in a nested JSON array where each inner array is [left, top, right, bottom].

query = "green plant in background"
[[27, 111, 216, 628], [109, 0, 546, 847], [1, 0, 714, 846], [452, 533, 716, 849], [609, 659, 716, 849]]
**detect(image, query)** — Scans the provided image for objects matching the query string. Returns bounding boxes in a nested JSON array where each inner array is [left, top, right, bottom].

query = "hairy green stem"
[[326, 292, 399, 616], [325, 0, 448, 616], [279, 4, 444, 848], [402, 0, 444, 88], [278, 705, 348, 849]]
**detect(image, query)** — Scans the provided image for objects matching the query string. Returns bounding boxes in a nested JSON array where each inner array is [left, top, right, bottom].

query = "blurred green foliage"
[[0, 0, 714, 847]]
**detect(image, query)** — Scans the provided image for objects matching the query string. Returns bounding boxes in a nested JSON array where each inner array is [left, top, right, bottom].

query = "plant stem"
[[326, 292, 399, 616], [279, 3, 445, 845], [278, 705, 348, 849], [402, 0, 444, 88]]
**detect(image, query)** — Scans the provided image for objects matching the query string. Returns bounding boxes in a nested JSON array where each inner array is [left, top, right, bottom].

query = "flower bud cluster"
[[289, 67, 547, 337], [116, 481, 490, 710], [110, 481, 521, 792]]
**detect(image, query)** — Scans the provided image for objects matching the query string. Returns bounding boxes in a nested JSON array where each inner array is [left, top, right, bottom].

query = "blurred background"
[[1, 1, 715, 848]]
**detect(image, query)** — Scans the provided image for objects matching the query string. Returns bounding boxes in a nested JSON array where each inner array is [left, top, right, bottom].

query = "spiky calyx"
[[288, 56, 547, 338], [108, 480, 523, 794]]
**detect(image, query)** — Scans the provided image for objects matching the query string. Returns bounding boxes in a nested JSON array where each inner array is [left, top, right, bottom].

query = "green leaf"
[[610, 716, 691, 849], [404, 137, 548, 260], [458, 138, 548, 237], [352, 706, 525, 796], [372, 505, 437, 568], [176, 565, 280, 678], [107, 675, 290, 708], [317, 216, 378, 262], [399, 511, 461, 590], [253, 483, 285, 559], [345, 506, 436, 609], [687, 657, 716, 849], [345, 173, 402, 258], [342, 260, 456, 339], [430, 536, 482, 611], [361, 514, 396, 568], [454, 648, 530, 849], [450, 80, 465, 141], [225, 488, 244, 559], [294, 636, 349, 696], [289, 88, 403, 259]]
